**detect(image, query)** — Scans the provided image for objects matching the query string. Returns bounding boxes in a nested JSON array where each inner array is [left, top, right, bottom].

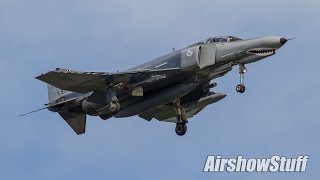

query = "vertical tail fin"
[[47, 84, 70, 103], [47, 85, 86, 135], [19, 85, 72, 117]]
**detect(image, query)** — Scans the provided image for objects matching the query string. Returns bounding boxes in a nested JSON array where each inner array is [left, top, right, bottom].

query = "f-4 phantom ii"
[[22, 36, 288, 136]]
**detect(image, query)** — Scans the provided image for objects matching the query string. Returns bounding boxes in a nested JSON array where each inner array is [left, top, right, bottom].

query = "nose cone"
[[257, 36, 288, 49], [280, 38, 288, 45]]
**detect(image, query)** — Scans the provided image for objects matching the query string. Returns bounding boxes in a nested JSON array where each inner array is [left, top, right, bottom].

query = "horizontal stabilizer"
[[58, 111, 86, 135]]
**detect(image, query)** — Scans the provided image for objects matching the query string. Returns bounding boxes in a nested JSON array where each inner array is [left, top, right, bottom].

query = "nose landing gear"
[[236, 64, 247, 93]]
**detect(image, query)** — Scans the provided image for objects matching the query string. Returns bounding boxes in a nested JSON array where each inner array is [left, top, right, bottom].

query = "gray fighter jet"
[[21, 36, 288, 136]]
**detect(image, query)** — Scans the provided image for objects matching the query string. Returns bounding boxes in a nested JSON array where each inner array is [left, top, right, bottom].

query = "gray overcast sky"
[[1, 0, 319, 179]]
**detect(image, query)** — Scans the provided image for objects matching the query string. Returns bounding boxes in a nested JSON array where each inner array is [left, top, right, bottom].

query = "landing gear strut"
[[106, 85, 120, 114], [236, 64, 247, 93], [173, 100, 188, 136]]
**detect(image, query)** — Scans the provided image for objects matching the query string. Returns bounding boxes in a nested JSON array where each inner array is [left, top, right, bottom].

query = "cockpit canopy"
[[193, 36, 242, 46]]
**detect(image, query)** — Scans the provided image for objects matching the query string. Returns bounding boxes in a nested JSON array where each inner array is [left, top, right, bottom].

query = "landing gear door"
[[199, 44, 216, 69]]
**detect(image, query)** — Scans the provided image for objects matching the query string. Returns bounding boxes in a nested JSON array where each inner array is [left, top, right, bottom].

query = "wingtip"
[[35, 75, 41, 80], [35, 68, 63, 80], [35, 71, 49, 80]]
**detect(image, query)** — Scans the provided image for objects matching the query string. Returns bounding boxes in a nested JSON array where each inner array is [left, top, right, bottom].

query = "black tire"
[[236, 84, 242, 92], [240, 85, 246, 93], [175, 123, 187, 136], [236, 84, 246, 93]]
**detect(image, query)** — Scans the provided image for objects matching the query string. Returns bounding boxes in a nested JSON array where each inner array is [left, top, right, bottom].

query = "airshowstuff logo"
[[203, 155, 308, 172]]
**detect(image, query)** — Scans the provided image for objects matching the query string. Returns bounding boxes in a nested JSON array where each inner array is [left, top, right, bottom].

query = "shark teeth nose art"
[[247, 48, 276, 56]]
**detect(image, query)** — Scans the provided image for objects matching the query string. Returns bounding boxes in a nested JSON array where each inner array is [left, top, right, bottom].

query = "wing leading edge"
[[36, 68, 180, 93]]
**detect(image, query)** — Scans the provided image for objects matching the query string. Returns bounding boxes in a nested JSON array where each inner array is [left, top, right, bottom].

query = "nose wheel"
[[236, 84, 245, 93], [236, 64, 247, 93], [173, 100, 188, 136]]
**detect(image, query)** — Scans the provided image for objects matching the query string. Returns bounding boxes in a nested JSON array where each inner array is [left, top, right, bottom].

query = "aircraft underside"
[[20, 35, 288, 136]]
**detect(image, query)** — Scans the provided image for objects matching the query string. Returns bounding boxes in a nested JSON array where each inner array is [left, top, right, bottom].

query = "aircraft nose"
[[280, 38, 288, 45]]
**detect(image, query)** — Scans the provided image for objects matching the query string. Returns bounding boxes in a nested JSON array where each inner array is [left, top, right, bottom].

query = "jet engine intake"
[[180, 46, 201, 71]]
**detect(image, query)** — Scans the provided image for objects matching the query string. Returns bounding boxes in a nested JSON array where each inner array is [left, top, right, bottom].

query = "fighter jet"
[[21, 36, 288, 136]]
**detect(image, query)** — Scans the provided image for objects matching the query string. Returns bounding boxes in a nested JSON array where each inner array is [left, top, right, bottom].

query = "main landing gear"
[[173, 100, 188, 136], [109, 101, 120, 113], [99, 85, 121, 120], [236, 64, 247, 93], [99, 101, 120, 120]]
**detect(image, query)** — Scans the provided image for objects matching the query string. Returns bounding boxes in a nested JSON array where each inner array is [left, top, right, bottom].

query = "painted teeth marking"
[[248, 49, 276, 55]]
